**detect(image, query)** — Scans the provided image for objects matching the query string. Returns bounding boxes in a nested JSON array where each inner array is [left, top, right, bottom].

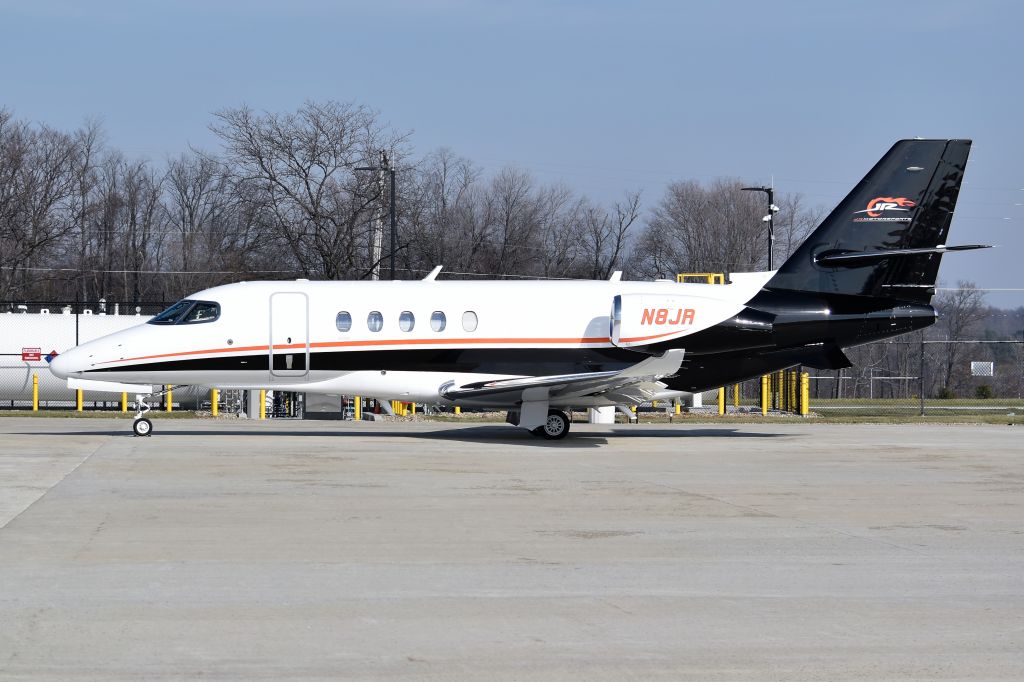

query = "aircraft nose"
[[49, 350, 76, 379]]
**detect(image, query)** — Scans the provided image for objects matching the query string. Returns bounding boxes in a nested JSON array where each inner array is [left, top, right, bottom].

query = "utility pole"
[[741, 185, 779, 270], [388, 152, 396, 280], [356, 150, 397, 280]]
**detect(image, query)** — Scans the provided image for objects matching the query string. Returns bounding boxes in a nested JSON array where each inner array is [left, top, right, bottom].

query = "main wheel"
[[539, 410, 570, 440], [133, 417, 153, 437]]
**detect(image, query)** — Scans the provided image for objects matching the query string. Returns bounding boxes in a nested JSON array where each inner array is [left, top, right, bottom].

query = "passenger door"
[[269, 292, 309, 378]]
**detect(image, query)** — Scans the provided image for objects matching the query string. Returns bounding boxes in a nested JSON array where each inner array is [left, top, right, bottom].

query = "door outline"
[[269, 292, 310, 379]]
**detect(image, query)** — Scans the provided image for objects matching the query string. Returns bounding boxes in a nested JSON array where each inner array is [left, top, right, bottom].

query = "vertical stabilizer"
[[767, 139, 972, 303]]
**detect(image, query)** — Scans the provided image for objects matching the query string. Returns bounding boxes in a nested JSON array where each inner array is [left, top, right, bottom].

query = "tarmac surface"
[[0, 417, 1021, 680]]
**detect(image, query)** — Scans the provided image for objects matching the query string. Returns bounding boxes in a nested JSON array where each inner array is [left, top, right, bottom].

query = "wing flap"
[[441, 349, 685, 402]]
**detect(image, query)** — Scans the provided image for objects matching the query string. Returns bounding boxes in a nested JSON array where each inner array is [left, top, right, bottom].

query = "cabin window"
[[399, 311, 415, 332], [367, 311, 384, 332], [430, 311, 446, 332], [336, 311, 352, 332], [462, 310, 478, 332]]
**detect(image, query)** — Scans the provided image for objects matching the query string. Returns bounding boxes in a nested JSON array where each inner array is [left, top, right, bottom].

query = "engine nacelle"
[[610, 293, 747, 348]]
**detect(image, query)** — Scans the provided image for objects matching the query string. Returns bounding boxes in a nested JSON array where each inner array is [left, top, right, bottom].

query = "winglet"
[[608, 270, 622, 282], [423, 265, 443, 281]]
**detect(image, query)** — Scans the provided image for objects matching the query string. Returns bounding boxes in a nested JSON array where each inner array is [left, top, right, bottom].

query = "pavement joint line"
[[0, 435, 111, 533]]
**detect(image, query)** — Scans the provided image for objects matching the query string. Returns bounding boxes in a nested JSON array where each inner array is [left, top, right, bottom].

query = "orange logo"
[[858, 196, 916, 218]]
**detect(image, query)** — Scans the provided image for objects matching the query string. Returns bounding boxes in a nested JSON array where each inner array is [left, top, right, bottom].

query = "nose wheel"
[[132, 417, 153, 437]]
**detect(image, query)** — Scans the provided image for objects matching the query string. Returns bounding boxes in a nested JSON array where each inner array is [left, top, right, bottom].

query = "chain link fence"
[[645, 338, 1024, 418], [807, 338, 1024, 416], [3, 301, 1023, 417]]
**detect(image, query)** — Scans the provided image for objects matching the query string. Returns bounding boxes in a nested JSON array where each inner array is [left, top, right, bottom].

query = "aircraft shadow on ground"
[[12, 425, 788, 448]]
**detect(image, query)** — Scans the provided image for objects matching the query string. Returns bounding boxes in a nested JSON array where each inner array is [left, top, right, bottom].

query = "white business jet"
[[50, 139, 985, 438]]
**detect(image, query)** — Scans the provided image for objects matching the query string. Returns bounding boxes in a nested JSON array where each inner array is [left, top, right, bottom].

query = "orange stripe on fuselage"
[[616, 330, 687, 343]]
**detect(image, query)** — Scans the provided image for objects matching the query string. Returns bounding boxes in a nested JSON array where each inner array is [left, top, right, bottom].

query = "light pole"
[[356, 150, 397, 280], [742, 186, 779, 270]]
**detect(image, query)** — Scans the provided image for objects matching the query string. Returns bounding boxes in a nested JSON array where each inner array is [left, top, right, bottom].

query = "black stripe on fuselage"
[[85, 346, 646, 376]]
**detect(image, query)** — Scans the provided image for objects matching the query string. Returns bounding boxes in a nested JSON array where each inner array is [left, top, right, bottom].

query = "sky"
[[1, 0, 1021, 306]]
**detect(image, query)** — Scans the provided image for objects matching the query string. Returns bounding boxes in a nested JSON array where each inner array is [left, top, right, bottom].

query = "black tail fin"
[[767, 139, 974, 303]]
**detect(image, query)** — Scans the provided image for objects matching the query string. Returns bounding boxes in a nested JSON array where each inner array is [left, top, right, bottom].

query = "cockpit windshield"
[[148, 300, 220, 325]]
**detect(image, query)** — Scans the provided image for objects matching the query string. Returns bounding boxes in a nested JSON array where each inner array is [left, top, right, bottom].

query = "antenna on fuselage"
[[423, 265, 444, 281]]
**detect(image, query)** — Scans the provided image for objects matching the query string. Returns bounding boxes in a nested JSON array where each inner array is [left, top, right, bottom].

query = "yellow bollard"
[[455, 405, 461, 415], [354, 396, 362, 421], [121, 392, 128, 413], [32, 373, 39, 411], [718, 387, 726, 415], [733, 383, 740, 407], [761, 374, 769, 416], [166, 385, 173, 412], [259, 389, 266, 419], [790, 371, 798, 414], [211, 388, 219, 416], [675, 400, 681, 415], [800, 372, 810, 416], [76, 388, 83, 412], [411, 402, 416, 416]]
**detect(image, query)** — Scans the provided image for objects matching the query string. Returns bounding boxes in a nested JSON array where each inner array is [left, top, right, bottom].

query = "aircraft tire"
[[133, 417, 153, 437], [539, 410, 570, 440]]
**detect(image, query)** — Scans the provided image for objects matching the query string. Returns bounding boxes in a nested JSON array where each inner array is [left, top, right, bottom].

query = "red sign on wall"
[[21, 348, 41, 362]]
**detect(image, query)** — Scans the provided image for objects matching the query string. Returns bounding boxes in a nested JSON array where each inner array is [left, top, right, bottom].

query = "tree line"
[[2, 100, 1019, 398], [0, 100, 820, 304]]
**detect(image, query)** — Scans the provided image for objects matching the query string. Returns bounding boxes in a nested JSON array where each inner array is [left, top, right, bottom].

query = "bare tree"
[[0, 110, 81, 300], [629, 178, 765, 278], [210, 101, 407, 279], [576, 191, 641, 280], [933, 281, 987, 395], [775, 192, 822, 261]]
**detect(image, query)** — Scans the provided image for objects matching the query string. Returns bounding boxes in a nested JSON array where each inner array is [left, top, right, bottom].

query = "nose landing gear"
[[131, 386, 181, 436], [132, 392, 153, 437]]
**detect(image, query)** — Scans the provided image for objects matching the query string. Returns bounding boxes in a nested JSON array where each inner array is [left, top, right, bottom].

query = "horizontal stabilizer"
[[68, 377, 154, 394], [815, 244, 991, 266], [796, 345, 853, 370]]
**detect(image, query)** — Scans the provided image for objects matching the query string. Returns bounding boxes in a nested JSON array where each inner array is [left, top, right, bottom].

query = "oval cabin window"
[[336, 311, 352, 332], [430, 311, 446, 332], [462, 311, 478, 332], [367, 311, 384, 332], [399, 311, 415, 332]]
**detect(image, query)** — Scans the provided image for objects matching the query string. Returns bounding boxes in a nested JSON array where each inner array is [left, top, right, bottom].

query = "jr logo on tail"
[[853, 196, 917, 221]]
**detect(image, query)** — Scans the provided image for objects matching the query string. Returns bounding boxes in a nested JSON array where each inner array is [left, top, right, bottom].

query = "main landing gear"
[[531, 409, 571, 440]]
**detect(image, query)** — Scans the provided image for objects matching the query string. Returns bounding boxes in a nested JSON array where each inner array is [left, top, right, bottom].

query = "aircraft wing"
[[441, 349, 685, 403]]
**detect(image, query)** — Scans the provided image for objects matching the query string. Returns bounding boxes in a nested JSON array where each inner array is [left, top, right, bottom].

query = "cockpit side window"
[[181, 301, 220, 324], [149, 300, 194, 325], [147, 299, 220, 325]]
